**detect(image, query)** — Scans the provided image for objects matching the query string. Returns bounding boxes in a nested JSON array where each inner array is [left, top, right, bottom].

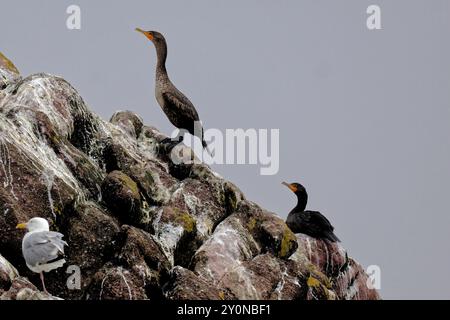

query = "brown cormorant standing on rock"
[[135, 28, 209, 151], [282, 182, 340, 242]]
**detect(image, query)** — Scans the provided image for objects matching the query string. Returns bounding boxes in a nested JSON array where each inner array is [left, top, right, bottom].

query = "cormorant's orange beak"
[[16, 223, 27, 229], [135, 28, 154, 41], [282, 182, 298, 193]]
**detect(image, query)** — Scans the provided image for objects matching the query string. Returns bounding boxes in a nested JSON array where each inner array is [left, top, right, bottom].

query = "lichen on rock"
[[0, 52, 20, 90]]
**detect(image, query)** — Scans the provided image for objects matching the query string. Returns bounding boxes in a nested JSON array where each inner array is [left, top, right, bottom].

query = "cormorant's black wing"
[[162, 90, 209, 151], [303, 211, 335, 232], [304, 211, 340, 242], [162, 91, 200, 122]]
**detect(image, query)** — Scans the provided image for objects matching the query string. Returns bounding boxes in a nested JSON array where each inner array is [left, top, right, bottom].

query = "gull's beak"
[[135, 28, 153, 41], [16, 223, 27, 229], [282, 182, 298, 193]]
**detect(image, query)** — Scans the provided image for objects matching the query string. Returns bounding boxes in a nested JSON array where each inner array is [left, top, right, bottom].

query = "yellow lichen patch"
[[223, 181, 243, 212], [306, 263, 332, 289], [50, 135, 61, 146], [307, 276, 321, 288], [115, 172, 139, 196], [142, 198, 149, 210], [279, 227, 296, 258], [144, 171, 156, 185], [0, 52, 20, 74], [218, 291, 225, 300], [307, 275, 335, 300], [175, 211, 196, 233], [247, 217, 257, 231], [53, 204, 62, 215]]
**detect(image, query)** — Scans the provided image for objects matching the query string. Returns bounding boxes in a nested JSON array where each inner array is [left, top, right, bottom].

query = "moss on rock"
[[101, 171, 143, 225], [0, 52, 19, 75], [279, 227, 297, 259], [175, 211, 196, 233]]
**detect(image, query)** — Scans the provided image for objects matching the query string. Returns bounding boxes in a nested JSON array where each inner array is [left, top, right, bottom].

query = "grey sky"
[[2, 0, 450, 299]]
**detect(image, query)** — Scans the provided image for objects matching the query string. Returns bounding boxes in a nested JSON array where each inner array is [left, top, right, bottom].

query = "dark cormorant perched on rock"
[[135, 28, 209, 151], [282, 182, 340, 242]]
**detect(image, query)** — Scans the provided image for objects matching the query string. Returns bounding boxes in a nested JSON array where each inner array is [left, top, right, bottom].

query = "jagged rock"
[[101, 171, 144, 225], [129, 162, 177, 206], [116, 225, 170, 299], [219, 253, 304, 300], [58, 143, 105, 200], [50, 202, 121, 298], [62, 203, 120, 269], [191, 215, 260, 283], [290, 234, 380, 300], [0, 52, 20, 90], [188, 202, 300, 300], [153, 205, 199, 268], [163, 266, 234, 300], [0, 254, 61, 300], [291, 233, 348, 278], [84, 224, 172, 300], [110, 111, 143, 139], [0, 253, 19, 293], [86, 263, 147, 300], [0, 73, 92, 269], [0, 53, 380, 300], [233, 200, 298, 259], [332, 257, 379, 300], [1, 277, 62, 300]]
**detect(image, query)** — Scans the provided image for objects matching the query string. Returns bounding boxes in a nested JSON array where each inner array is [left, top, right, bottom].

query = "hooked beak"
[[16, 223, 27, 230], [135, 28, 154, 41], [282, 182, 298, 193]]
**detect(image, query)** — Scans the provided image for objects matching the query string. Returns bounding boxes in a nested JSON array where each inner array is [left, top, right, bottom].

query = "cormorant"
[[282, 182, 340, 242], [135, 28, 209, 151]]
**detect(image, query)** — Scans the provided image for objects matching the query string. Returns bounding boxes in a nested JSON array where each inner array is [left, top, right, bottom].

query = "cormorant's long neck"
[[294, 193, 307, 212], [155, 41, 168, 80]]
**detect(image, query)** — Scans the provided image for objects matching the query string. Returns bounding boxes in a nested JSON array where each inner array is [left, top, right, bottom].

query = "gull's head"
[[16, 217, 50, 233]]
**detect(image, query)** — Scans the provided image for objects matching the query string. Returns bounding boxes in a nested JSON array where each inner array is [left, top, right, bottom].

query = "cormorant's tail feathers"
[[325, 231, 340, 243], [202, 139, 213, 156]]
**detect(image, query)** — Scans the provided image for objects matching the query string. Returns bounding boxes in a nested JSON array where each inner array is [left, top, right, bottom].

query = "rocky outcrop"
[[0, 53, 379, 300], [0, 254, 60, 300]]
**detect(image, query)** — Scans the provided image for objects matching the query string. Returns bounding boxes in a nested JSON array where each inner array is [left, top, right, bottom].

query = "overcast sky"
[[2, 0, 450, 299]]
